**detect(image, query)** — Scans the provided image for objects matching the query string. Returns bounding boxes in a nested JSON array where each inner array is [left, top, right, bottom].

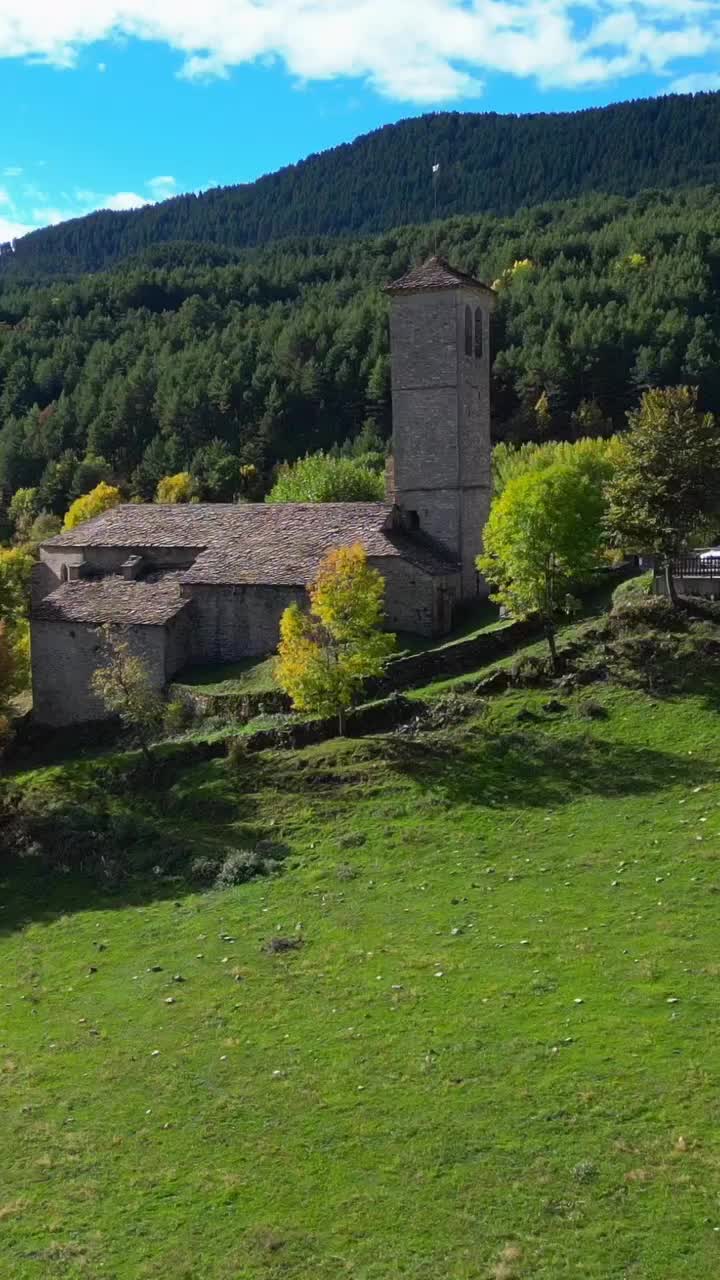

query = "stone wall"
[[164, 610, 194, 681], [368, 615, 539, 697], [389, 287, 492, 598], [370, 557, 456, 638], [30, 557, 456, 725], [655, 573, 720, 600], [185, 584, 307, 663], [31, 620, 169, 727]]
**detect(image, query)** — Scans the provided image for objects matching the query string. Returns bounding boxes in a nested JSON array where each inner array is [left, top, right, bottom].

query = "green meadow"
[[3, 667, 720, 1278]]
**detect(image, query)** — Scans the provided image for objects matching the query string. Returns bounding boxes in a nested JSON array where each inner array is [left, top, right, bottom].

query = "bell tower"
[[386, 256, 496, 598]]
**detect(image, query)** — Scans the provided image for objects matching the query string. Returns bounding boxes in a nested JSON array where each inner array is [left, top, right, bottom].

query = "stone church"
[[30, 257, 496, 726]]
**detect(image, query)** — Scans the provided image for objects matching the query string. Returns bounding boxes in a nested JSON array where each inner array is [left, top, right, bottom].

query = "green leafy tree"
[[63, 482, 122, 531], [267, 452, 384, 504], [27, 512, 63, 545], [492, 435, 621, 498], [479, 461, 607, 669], [276, 544, 395, 733], [8, 487, 39, 542], [90, 626, 165, 765], [606, 387, 720, 605], [69, 454, 112, 503]]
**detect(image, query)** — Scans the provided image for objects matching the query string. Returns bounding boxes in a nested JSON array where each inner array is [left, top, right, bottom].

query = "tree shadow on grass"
[[3, 716, 718, 934], [381, 722, 719, 813], [0, 754, 291, 936]]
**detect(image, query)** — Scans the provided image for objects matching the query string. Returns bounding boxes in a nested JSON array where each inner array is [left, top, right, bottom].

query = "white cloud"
[[0, 188, 11, 206], [31, 206, 72, 225], [147, 174, 176, 199], [0, 0, 717, 103], [18, 188, 150, 233], [104, 190, 149, 210], [3, 166, 23, 177], [97, 60, 106, 72], [0, 215, 33, 242], [670, 70, 720, 93]]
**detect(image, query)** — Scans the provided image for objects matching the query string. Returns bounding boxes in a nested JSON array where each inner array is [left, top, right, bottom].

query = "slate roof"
[[45, 503, 258, 549], [386, 255, 495, 297], [42, 502, 458, 585], [33, 577, 190, 626]]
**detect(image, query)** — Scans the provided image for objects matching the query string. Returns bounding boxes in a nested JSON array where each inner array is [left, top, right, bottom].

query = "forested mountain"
[[2, 185, 720, 519], [3, 93, 720, 278]]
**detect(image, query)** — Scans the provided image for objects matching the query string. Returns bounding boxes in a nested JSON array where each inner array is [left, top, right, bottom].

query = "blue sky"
[[2, 0, 719, 243]]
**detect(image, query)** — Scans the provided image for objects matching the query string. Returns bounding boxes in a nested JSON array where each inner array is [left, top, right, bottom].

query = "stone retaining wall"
[[368, 616, 539, 697]]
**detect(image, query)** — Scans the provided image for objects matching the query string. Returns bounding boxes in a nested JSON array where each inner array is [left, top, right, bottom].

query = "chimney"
[[121, 555, 144, 581]]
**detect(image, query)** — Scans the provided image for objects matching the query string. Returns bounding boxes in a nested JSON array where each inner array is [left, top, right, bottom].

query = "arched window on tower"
[[474, 307, 483, 359], [464, 305, 473, 358]]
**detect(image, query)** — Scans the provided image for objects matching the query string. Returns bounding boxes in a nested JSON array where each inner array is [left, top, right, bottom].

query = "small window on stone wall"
[[61, 564, 69, 583], [474, 308, 483, 359], [464, 305, 473, 357]]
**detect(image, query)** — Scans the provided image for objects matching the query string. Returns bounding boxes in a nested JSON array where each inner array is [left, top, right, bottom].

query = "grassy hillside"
[[3, 92, 720, 277], [3, 657, 720, 1276]]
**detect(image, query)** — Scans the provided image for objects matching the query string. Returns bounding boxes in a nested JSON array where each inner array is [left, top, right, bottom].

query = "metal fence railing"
[[671, 556, 720, 578]]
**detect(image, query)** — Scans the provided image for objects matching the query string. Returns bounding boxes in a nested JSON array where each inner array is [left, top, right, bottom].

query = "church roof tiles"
[[33, 576, 190, 626], [385, 255, 495, 296], [42, 502, 458, 594]]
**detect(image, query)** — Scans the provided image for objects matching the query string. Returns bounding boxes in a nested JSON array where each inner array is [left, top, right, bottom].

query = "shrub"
[[95, 854, 126, 889], [215, 848, 269, 887], [573, 1159, 599, 1184], [510, 654, 551, 686], [336, 863, 359, 881], [226, 736, 250, 766], [164, 698, 192, 736], [579, 699, 609, 720], [612, 572, 654, 607], [610, 595, 684, 633], [609, 629, 683, 692], [263, 936, 303, 954], [422, 693, 479, 729], [107, 811, 154, 848], [337, 832, 367, 849], [189, 855, 221, 885]]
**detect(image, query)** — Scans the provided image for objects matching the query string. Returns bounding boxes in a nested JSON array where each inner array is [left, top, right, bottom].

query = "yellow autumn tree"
[[63, 482, 122, 531], [0, 545, 35, 687], [492, 258, 535, 290], [155, 472, 196, 503], [276, 543, 396, 733], [0, 620, 18, 754]]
